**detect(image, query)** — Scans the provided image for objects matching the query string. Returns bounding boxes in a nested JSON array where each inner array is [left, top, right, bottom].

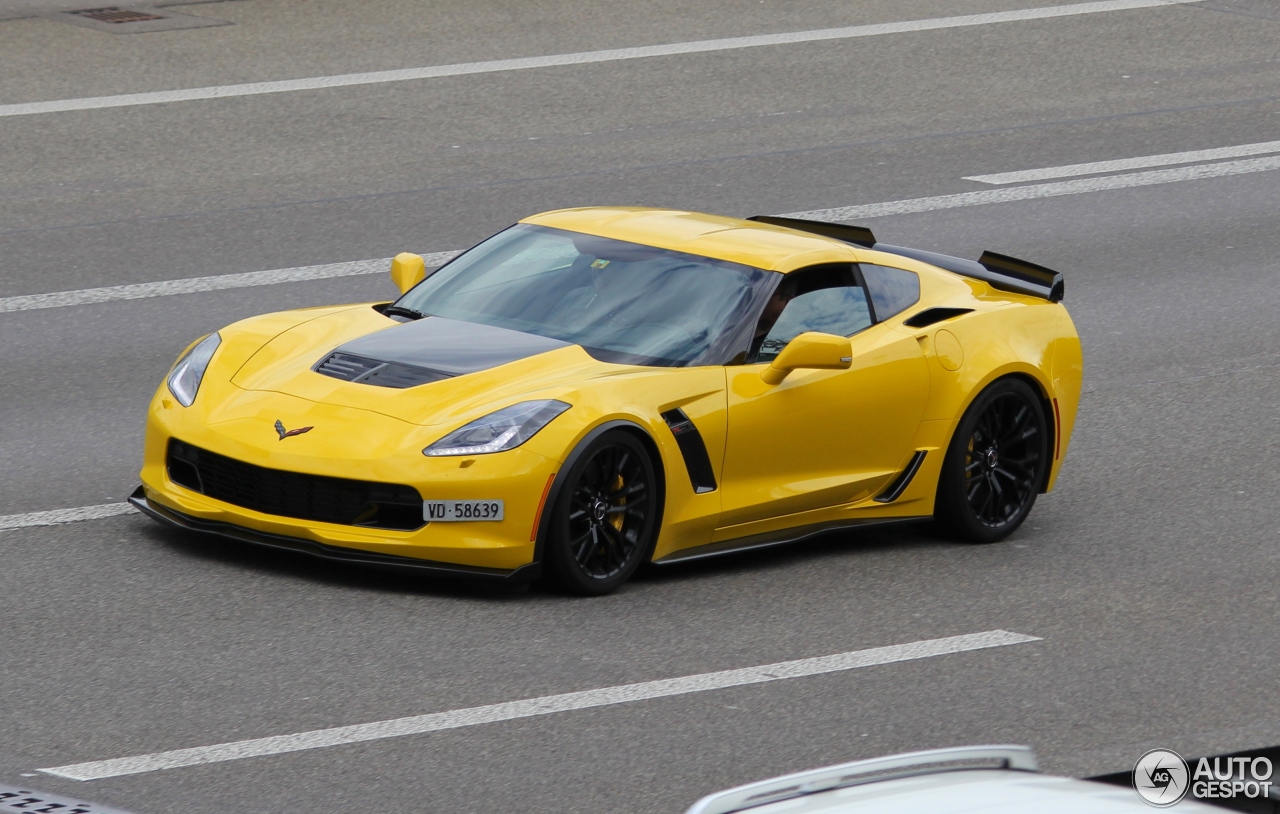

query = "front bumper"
[[130, 486, 541, 582], [141, 384, 563, 571]]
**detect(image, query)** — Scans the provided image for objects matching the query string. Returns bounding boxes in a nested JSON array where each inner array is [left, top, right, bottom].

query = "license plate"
[[423, 500, 504, 522]]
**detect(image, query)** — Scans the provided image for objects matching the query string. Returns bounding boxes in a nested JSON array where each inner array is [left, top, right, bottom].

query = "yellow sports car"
[[132, 207, 1081, 595]]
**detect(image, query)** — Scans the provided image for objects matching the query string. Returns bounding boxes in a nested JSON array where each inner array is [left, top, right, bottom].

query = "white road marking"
[[0, 251, 461, 314], [964, 139, 1280, 184], [0, 0, 1199, 118], [782, 154, 1280, 221], [0, 503, 135, 531], [3, 152, 1278, 317], [39, 630, 1039, 780], [4, 152, 1278, 316]]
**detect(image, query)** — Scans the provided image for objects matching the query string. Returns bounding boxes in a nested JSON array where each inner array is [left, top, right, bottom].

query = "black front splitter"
[[128, 486, 541, 582]]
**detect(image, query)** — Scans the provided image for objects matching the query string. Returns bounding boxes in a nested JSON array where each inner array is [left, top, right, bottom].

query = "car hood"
[[229, 306, 621, 426], [325, 314, 572, 377]]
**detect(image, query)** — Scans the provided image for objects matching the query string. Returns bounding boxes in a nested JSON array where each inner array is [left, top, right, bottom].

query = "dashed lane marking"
[[0, 503, 135, 531], [0, 251, 461, 314], [963, 138, 1280, 184], [782, 154, 1280, 221], [4, 152, 1279, 316], [40, 630, 1040, 780], [0, 1, 1200, 118]]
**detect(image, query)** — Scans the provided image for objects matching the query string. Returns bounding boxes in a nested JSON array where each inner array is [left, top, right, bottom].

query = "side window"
[[753, 264, 872, 362], [861, 264, 920, 321]]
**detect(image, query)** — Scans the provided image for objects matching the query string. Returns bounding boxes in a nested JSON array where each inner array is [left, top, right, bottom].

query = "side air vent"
[[874, 450, 927, 503], [903, 307, 974, 328], [314, 352, 452, 389], [660, 408, 717, 494]]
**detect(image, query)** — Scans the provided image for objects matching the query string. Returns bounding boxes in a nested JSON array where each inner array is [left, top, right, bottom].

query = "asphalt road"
[[2, 1, 1278, 813]]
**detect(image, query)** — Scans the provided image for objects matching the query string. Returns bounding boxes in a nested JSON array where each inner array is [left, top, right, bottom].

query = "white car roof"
[[686, 747, 1222, 814], [709, 770, 1222, 814]]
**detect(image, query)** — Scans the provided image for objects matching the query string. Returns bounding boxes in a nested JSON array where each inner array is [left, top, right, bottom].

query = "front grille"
[[167, 440, 424, 530], [314, 352, 451, 389]]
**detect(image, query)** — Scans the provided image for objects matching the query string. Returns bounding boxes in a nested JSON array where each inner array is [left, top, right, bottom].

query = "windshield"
[[396, 224, 775, 366]]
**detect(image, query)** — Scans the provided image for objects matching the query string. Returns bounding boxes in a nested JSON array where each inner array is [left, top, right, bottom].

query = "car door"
[[718, 263, 929, 528]]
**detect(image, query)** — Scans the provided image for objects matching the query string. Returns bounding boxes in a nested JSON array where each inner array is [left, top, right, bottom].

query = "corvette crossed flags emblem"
[[274, 420, 313, 440]]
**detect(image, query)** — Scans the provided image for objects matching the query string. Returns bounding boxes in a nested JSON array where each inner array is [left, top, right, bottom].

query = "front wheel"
[[543, 430, 660, 595], [935, 378, 1049, 543]]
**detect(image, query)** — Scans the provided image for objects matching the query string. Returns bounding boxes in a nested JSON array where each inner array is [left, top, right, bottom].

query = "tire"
[[543, 430, 660, 595], [935, 377, 1049, 543]]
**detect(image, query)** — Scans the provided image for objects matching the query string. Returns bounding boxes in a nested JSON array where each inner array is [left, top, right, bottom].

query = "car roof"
[[705, 770, 1227, 814], [685, 747, 1224, 814], [521, 207, 863, 273]]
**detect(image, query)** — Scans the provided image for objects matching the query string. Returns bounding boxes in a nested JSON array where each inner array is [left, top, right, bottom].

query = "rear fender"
[[915, 305, 1074, 492]]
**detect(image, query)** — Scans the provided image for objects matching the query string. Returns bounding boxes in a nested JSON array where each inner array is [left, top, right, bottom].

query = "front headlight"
[[167, 333, 221, 407], [423, 400, 570, 457]]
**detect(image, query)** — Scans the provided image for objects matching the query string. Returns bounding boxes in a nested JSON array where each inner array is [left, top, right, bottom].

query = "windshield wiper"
[[383, 305, 427, 321]]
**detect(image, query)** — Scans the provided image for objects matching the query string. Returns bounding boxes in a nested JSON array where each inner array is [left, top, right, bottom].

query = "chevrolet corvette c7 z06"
[[133, 207, 1082, 595]]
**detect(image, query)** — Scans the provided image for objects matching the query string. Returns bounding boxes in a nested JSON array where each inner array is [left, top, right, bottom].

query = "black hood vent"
[[315, 352, 452, 389], [314, 316, 571, 389]]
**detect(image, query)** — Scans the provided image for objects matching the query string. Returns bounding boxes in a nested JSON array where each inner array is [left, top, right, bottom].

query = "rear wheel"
[[544, 431, 659, 595], [935, 378, 1048, 543]]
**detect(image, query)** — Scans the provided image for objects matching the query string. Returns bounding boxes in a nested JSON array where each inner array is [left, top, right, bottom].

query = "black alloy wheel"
[[544, 430, 660, 595], [935, 378, 1049, 543]]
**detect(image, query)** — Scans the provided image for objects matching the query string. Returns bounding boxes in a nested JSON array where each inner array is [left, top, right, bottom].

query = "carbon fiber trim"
[[130, 486, 539, 582]]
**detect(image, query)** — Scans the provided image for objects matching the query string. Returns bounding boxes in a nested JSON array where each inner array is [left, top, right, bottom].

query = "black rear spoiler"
[[748, 215, 1064, 303]]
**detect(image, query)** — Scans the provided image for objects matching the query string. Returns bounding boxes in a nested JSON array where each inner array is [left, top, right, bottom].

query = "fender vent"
[[661, 409, 717, 493], [315, 352, 452, 389]]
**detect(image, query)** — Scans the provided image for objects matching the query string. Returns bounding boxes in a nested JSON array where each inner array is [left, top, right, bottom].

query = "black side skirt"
[[652, 516, 926, 565], [129, 486, 540, 582]]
